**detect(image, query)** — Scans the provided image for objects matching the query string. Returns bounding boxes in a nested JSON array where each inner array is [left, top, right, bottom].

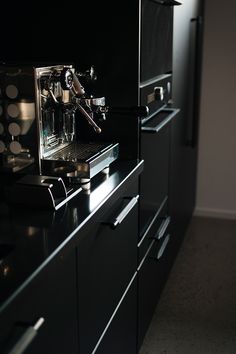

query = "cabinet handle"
[[141, 108, 180, 133], [103, 195, 139, 229], [149, 0, 182, 6], [4, 317, 45, 354], [186, 16, 203, 148], [152, 216, 171, 240], [157, 234, 170, 260]]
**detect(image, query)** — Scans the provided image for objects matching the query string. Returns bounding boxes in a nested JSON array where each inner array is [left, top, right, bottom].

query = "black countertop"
[[0, 159, 143, 313]]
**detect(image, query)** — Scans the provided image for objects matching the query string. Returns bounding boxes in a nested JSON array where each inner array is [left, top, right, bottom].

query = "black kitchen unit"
[[0, 0, 204, 353], [170, 0, 203, 251]]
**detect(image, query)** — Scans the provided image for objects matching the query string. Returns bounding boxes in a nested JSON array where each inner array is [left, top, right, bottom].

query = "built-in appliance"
[[139, 74, 179, 238]]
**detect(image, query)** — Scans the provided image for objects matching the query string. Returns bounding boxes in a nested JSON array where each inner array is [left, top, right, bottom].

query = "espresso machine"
[[0, 64, 119, 208]]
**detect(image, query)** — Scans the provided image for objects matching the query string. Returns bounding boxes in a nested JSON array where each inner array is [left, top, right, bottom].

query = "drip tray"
[[42, 142, 119, 180]]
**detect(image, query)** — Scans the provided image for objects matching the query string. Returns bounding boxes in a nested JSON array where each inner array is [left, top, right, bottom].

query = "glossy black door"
[[170, 0, 203, 244], [77, 182, 138, 354]]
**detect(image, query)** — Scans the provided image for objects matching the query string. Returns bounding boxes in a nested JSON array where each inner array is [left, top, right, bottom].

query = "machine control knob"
[[0, 140, 5, 153], [154, 86, 164, 101], [60, 68, 74, 90], [8, 122, 21, 136], [9, 141, 21, 155], [0, 122, 4, 135]]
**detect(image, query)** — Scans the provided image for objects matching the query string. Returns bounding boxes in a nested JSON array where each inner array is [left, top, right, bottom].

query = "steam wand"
[[76, 103, 102, 134]]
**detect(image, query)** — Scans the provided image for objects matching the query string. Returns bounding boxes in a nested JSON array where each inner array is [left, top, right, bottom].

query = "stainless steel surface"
[[157, 216, 171, 240], [43, 142, 119, 180], [157, 234, 170, 260], [0, 64, 118, 184]]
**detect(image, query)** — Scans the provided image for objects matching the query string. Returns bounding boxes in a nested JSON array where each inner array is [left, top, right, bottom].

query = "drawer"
[[138, 230, 172, 349], [0, 252, 78, 354], [93, 274, 137, 354], [77, 182, 139, 354], [138, 196, 169, 264]]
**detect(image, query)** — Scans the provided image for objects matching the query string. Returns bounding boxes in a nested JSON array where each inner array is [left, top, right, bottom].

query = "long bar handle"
[[103, 196, 139, 229], [151, 216, 171, 241], [186, 16, 203, 147], [142, 108, 180, 133], [157, 234, 170, 260], [149, 0, 182, 6], [6, 317, 45, 354]]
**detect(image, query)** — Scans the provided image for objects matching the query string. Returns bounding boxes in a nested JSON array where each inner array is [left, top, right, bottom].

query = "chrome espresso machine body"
[[0, 64, 119, 208]]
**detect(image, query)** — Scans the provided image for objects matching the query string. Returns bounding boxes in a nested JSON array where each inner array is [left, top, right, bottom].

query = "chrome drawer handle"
[[103, 195, 139, 229], [156, 216, 171, 240], [5, 317, 45, 354], [157, 234, 170, 260], [149, 0, 182, 6]]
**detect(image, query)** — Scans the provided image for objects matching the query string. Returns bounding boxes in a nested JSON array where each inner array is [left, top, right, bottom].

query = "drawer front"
[[0, 252, 78, 354], [77, 182, 138, 354], [138, 196, 169, 264], [94, 274, 137, 354], [138, 229, 172, 349]]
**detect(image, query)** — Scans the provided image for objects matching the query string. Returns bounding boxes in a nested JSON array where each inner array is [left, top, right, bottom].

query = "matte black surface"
[[0, 160, 143, 313]]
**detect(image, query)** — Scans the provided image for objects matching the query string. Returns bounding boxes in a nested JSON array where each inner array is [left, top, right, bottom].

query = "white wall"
[[195, 0, 236, 219]]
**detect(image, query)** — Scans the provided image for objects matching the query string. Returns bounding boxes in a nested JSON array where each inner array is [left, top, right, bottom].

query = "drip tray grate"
[[42, 142, 119, 180]]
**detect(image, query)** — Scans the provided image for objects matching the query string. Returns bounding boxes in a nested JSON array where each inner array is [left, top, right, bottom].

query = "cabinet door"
[[171, 0, 203, 243], [77, 183, 138, 354], [0, 251, 78, 354]]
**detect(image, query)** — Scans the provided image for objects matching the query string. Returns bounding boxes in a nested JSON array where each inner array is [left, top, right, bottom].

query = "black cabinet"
[[0, 251, 78, 354], [77, 182, 139, 354]]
